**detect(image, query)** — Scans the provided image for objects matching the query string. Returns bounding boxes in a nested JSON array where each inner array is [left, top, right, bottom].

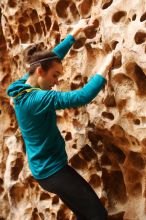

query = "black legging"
[[35, 164, 108, 220]]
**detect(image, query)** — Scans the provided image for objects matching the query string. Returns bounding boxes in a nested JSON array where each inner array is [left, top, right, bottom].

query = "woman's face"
[[37, 61, 63, 90]]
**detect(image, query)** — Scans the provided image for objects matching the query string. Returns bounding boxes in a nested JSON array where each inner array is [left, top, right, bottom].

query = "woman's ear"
[[36, 66, 44, 77]]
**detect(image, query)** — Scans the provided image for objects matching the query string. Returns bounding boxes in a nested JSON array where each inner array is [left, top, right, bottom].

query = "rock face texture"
[[1, 0, 146, 219]]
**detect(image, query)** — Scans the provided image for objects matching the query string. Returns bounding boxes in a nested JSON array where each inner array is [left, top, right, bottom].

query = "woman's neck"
[[25, 76, 40, 88]]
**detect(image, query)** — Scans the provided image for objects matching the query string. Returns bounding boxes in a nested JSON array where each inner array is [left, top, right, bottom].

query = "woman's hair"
[[23, 44, 62, 75]]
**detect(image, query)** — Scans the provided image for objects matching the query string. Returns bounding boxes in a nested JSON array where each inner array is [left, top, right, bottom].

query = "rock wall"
[[1, 0, 146, 219]]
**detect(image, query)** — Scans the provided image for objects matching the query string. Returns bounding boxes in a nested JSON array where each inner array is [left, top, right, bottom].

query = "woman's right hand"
[[95, 51, 114, 79], [70, 19, 95, 39]]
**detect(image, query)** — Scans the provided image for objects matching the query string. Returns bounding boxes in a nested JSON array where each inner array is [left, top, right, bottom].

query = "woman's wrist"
[[97, 67, 109, 78], [70, 27, 82, 39]]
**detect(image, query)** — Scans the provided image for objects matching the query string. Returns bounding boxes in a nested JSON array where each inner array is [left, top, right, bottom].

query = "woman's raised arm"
[[52, 19, 94, 60]]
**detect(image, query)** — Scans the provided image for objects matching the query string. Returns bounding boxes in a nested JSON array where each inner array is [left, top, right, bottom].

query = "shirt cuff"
[[95, 73, 107, 82], [67, 34, 76, 43]]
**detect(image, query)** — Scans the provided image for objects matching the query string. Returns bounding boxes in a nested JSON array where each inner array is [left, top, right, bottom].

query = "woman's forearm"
[[52, 34, 76, 60], [94, 52, 114, 79]]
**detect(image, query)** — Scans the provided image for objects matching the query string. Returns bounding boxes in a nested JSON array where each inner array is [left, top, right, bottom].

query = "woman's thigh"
[[36, 164, 108, 220]]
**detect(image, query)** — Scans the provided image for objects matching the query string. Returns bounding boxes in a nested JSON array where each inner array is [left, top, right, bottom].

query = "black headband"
[[30, 55, 59, 66]]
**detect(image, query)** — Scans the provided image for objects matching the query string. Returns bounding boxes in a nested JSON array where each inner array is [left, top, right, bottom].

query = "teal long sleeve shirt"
[[6, 34, 107, 180]]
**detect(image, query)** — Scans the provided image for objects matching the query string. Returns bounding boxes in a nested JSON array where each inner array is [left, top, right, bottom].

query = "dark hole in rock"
[[71, 81, 84, 90], [69, 154, 88, 169], [57, 209, 66, 220], [103, 43, 111, 53], [72, 144, 77, 149], [11, 155, 24, 181], [65, 132, 72, 141], [88, 130, 103, 143], [133, 118, 140, 125], [42, 3, 52, 15], [9, 183, 25, 206], [134, 31, 146, 44], [83, 76, 88, 83], [52, 195, 59, 204], [0, 178, 3, 185], [106, 144, 126, 164], [100, 154, 112, 166], [55, 33, 61, 44], [31, 207, 40, 220], [22, 142, 26, 154], [112, 51, 122, 69], [73, 37, 86, 49], [18, 24, 29, 43], [19, 12, 29, 25], [56, 0, 70, 18], [79, 144, 97, 161], [127, 151, 145, 170], [117, 99, 127, 111], [95, 160, 101, 171], [70, 3, 80, 20], [30, 9, 39, 23], [92, 19, 99, 28], [112, 11, 127, 23], [29, 25, 36, 41], [84, 26, 97, 39], [73, 74, 82, 81], [34, 22, 43, 35], [8, 0, 17, 7], [40, 21, 47, 36], [79, 0, 93, 18], [102, 0, 113, 10], [102, 111, 114, 120], [45, 16, 51, 31], [140, 12, 146, 22], [89, 174, 101, 188], [39, 212, 44, 220], [13, 36, 19, 45], [40, 192, 50, 200], [0, 186, 4, 194], [0, 217, 5, 220], [104, 94, 116, 107], [74, 108, 80, 115], [102, 169, 127, 205], [125, 62, 146, 95], [111, 40, 119, 49], [132, 14, 136, 21]]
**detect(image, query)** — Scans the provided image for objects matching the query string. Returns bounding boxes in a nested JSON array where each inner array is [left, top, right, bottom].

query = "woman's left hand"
[[74, 18, 95, 31]]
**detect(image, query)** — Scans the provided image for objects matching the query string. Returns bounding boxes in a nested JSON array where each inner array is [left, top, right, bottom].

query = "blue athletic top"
[[6, 34, 107, 180]]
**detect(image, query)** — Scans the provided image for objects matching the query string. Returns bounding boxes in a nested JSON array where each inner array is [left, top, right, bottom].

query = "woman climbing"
[[6, 19, 114, 220]]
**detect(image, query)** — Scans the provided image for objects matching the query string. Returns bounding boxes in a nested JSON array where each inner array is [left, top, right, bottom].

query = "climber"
[[6, 19, 114, 220]]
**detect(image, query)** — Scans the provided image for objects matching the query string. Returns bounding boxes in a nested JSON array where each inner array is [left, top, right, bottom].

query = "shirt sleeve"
[[19, 72, 29, 81], [30, 73, 107, 114], [52, 34, 76, 60]]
